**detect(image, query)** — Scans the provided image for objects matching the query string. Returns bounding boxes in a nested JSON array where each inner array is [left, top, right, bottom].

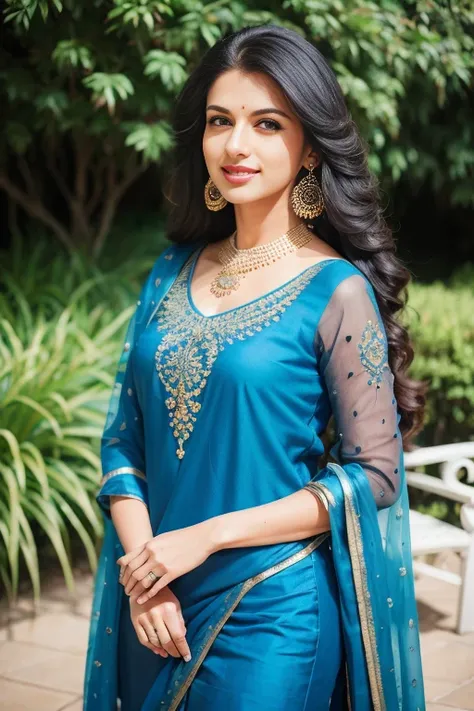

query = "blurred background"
[[0, 1, 473, 709]]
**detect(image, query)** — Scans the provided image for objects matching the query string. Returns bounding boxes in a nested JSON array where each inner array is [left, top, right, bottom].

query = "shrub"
[[404, 272, 474, 446], [0, 236, 166, 602]]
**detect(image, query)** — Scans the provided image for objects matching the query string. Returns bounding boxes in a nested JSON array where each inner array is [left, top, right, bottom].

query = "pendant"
[[210, 270, 241, 298]]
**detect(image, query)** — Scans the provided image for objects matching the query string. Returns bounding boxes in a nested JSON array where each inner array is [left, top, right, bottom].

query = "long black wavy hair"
[[164, 24, 427, 446]]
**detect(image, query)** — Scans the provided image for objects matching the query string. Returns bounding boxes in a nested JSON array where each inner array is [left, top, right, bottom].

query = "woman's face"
[[202, 69, 316, 206]]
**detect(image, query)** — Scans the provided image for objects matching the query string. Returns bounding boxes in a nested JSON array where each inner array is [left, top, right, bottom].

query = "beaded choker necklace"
[[210, 222, 313, 298]]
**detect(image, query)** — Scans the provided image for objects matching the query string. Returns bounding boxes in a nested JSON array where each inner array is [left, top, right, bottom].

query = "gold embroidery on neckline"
[[155, 254, 331, 460]]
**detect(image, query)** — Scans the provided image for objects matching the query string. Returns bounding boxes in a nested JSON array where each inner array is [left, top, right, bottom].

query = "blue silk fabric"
[[84, 240, 425, 710]]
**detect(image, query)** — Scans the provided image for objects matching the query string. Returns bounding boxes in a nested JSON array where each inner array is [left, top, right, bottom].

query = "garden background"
[[0, 0, 473, 609]]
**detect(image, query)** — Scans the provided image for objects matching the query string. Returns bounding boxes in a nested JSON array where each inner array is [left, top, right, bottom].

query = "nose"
[[224, 122, 250, 158]]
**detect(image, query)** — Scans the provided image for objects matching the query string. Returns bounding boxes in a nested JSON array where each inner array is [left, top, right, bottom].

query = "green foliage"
[[404, 267, 474, 445], [0, 299, 109, 602], [83, 73, 135, 114], [144, 49, 188, 90], [0, 234, 158, 320], [0, 229, 170, 601], [124, 121, 175, 160], [287, 0, 474, 197], [1, 0, 472, 254], [52, 39, 94, 72]]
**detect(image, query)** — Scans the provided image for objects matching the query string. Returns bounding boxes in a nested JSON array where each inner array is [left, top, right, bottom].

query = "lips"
[[222, 165, 260, 174]]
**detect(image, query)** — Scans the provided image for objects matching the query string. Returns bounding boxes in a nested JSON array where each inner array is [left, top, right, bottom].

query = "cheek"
[[202, 130, 222, 159], [259, 147, 296, 189], [202, 136, 226, 176], [262, 133, 301, 172]]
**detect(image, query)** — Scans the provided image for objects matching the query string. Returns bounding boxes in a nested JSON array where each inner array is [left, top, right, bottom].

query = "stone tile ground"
[[0, 554, 472, 710]]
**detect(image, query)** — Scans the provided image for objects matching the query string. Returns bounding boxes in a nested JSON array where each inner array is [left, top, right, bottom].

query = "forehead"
[[207, 69, 293, 114]]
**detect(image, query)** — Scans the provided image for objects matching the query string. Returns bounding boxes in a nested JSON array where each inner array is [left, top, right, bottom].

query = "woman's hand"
[[117, 521, 216, 604], [129, 586, 192, 662]]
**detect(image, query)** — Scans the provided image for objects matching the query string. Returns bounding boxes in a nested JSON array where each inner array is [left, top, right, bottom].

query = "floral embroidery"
[[155, 254, 331, 459], [358, 320, 389, 387]]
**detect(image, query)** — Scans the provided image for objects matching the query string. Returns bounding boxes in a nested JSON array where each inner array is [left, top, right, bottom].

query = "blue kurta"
[[85, 240, 426, 711]]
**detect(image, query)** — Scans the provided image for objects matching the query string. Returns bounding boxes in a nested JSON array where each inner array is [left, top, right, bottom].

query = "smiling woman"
[[84, 24, 427, 711], [202, 72, 311, 231]]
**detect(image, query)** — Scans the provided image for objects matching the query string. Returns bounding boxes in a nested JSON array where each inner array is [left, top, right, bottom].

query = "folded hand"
[[129, 586, 191, 662], [117, 521, 215, 604]]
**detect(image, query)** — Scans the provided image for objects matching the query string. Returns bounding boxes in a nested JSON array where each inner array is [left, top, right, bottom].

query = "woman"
[[84, 24, 427, 711]]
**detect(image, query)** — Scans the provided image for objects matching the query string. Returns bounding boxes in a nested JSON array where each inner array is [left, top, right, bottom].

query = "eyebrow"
[[206, 104, 292, 120]]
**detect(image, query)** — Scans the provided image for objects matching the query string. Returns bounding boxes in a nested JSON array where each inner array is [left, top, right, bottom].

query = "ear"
[[303, 150, 320, 170]]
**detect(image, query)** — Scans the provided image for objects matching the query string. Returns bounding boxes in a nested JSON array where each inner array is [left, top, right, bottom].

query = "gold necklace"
[[210, 223, 313, 298]]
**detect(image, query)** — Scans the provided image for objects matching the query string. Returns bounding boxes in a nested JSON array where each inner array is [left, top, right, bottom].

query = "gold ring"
[[148, 571, 159, 583]]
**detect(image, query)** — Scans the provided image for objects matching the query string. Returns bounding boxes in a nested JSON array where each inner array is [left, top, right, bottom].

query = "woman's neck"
[[233, 202, 304, 249]]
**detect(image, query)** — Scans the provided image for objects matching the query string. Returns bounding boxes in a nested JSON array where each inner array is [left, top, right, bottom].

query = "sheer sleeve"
[[314, 273, 402, 509]]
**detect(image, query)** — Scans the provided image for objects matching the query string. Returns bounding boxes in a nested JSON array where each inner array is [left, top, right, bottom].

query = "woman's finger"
[[134, 620, 167, 657], [140, 617, 168, 657], [135, 564, 164, 590], [117, 544, 146, 567], [137, 573, 172, 604], [126, 562, 165, 596], [121, 549, 150, 590], [128, 580, 148, 599], [141, 616, 159, 645], [152, 616, 181, 659], [165, 614, 191, 662]]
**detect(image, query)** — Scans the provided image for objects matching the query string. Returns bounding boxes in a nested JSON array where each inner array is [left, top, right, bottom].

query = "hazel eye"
[[208, 116, 230, 127], [257, 119, 281, 131]]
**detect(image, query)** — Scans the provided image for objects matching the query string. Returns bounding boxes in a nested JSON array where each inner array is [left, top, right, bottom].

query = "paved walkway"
[[0, 553, 473, 710]]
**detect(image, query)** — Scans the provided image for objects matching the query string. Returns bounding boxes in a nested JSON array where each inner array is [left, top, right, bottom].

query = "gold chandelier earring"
[[204, 177, 227, 211], [290, 163, 325, 219]]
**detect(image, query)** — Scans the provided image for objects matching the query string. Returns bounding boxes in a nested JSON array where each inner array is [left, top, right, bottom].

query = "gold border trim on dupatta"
[[167, 532, 330, 711], [304, 481, 336, 508], [308, 471, 385, 711], [305, 482, 351, 711]]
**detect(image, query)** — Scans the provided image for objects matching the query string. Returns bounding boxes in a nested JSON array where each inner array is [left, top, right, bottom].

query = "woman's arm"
[[97, 270, 154, 570], [96, 256, 167, 519], [124, 489, 329, 603], [96, 345, 149, 518], [204, 272, 401, 552], [206, 488, 329, 552], [110, 496, 154, 553], [309, 273, 402, 508]]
